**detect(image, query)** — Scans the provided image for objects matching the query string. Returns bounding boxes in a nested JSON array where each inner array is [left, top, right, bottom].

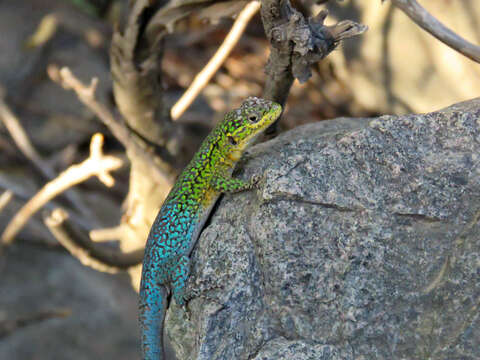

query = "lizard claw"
[[181, 282, 224, 321], [250, 173, 264, 189], [185, 278, 224, 305], [182, 303, 191, 321]]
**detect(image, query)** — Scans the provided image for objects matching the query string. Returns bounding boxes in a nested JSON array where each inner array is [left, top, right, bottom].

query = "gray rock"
[[166, 98, 480, 360]]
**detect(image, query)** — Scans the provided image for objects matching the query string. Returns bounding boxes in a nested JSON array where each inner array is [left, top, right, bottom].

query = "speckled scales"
[[139, 97, 282, 360]]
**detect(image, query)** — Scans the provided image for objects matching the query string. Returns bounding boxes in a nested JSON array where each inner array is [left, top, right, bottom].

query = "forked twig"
[[1, 133, 122, 247], [170, 1, 261, 120], [391, 0, 480, 63]]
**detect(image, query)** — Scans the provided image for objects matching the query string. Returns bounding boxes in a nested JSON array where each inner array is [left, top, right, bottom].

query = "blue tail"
[[139, 277, 168, 360]]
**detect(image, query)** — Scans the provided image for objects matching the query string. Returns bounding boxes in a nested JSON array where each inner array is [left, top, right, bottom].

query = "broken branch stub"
[[266, 3, 367, 84], [261, 0, 367, 134]]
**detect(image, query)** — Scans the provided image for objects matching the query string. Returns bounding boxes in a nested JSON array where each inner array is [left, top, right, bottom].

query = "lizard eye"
[[248, 114, 259, 123], [227, 135, 237, 145]]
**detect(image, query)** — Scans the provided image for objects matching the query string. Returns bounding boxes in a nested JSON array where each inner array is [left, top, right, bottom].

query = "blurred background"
[[0, 0, 479, 359]]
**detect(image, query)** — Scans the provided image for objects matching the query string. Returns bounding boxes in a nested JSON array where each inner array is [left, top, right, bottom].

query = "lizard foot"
[[185, 278, 224, 306], [179, 280, 225, 321]]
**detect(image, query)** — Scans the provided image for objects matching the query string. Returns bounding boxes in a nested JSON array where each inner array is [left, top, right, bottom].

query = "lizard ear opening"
[[248, 114, 259, 123]]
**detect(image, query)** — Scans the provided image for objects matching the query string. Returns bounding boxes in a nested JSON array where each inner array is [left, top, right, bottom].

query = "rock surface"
[[167, 98, 480, 360]]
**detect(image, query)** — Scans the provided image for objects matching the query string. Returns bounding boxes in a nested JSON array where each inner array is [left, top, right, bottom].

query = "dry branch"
[[110, 0, 171, 147], [0, 308, 71, 339], [391, 0, 480, 64], [260, 0, 367, 133], [1, 133, 122, 247], [0, 89, 98, 224], [89, 225, 131, 242], [0, 190, 13, 213], [171, 1, 261, 120], [0, 173, 93, 232], [0, 93, 54, 179], [49, 66, 176, 186], [44, 208, 143, 273]]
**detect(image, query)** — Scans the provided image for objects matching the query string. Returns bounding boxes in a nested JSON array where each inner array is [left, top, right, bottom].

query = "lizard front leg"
[[211, 172, 261, 193]]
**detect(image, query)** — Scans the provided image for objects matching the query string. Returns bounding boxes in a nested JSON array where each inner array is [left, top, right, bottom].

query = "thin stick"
[[1, 133, 123, 247], [0, 308, 71, 339], [49, 66, 175, 186], [89, 225, 130, 242], [0, 190, 13, 213], [0, 91, 98, 224], [0, 93, 55, 179], [170, 1, 261, 120], [391, 0, 480, 63], [260, 0, 366, 134], [0, 174, 92, 231], [44, 208, 143, 273]]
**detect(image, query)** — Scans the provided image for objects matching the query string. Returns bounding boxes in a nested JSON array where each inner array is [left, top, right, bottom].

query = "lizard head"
[[219, 97, 282, 161]]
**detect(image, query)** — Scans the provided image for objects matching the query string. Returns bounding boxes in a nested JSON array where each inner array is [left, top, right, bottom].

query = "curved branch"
[[391, 0, 480, 63], [110, 0, 172, 146], [0, 92, 54, 179], [49, 66, 176, 186], [0, 88, 98, 225], [44, 208, 143, 273], [0, 191, 13, 213], [0, 307, 71, 339], [260, 0, 367, 133], [1, 134, 122, 247]]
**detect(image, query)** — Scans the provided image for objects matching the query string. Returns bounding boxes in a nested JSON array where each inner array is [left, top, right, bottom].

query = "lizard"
[[139, 97, 282, 359]]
